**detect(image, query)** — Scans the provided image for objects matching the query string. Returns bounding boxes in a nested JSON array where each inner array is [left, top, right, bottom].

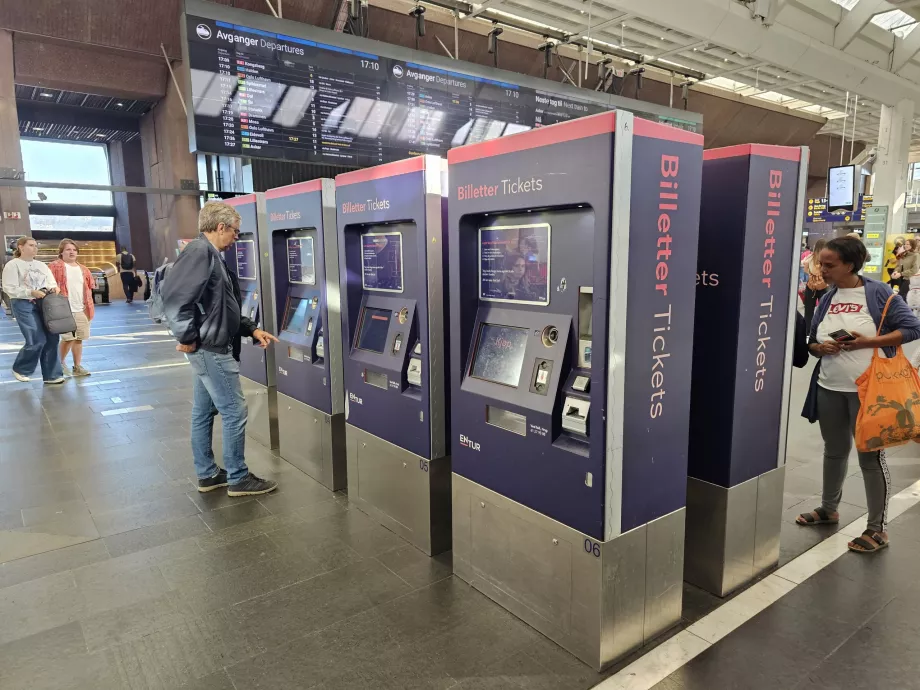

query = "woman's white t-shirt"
[[0, 258, 57, 300], [817, 286, 877, 392]]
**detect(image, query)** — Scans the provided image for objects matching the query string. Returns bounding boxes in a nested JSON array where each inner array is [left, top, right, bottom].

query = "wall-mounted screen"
[[480, 223, 550, 305], [184, 14, 700, 165], [828, 165, 856, 211], [287, 236, 315, 285], [361, 232, 403, 292], [282, 296, 309, 334], [470, 323, 529, 387], [235, 239, 256, 280], [356, 306, 392, 353]]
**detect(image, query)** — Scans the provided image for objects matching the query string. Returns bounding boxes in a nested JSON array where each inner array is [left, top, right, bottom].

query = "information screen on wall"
[[827, 165, 856, 211], [479, 223, 550, 305], [361, 232, 403, 292], [184, 14, 698, 165], [287, 236, 315, 285], [235, 239, 256, 280]]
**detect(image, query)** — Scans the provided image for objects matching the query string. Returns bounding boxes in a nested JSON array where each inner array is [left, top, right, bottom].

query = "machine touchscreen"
[[282, 297, 309, 334], [356, 307, 392, 353], [470, 323, 529, 387], [235, 240, 257, 280], [480, 223, 550, 305], [361, 232, 403, 292], [240, 291, 258, 321], [287, 236, 316, 285]]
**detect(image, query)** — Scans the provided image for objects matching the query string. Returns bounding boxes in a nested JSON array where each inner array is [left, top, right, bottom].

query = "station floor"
[[1, 301, 919, 690]]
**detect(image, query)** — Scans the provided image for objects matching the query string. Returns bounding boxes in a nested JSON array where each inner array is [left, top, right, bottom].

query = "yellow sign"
[[866, 233, 881, 239]]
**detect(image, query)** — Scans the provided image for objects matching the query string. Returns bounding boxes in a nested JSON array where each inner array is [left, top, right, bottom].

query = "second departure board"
[[185, 14, 697, 165]]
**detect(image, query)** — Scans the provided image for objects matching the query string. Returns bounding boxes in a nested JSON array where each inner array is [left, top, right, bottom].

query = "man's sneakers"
[[44, 378, 65, 385], [197, 469, 229, 493], [12, 371, 28, 383], [72, 365, 91, 377], [228, 473, 278, 497], [60, 362, 72, 377]]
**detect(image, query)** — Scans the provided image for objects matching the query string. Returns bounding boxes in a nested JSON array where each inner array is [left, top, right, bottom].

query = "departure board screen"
[[185, 15, 697, 164]]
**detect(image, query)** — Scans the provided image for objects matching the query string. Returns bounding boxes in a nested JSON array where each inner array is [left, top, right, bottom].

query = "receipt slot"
[[448, 112, 703, 670], [685, 145, 808, 596], [266, 179, 346, 491], [336, 156, 450, 555], [225, 194, 278, 450]]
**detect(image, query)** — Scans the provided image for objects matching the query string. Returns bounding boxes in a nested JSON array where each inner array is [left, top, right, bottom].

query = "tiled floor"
[[2, 301, 920, 690]]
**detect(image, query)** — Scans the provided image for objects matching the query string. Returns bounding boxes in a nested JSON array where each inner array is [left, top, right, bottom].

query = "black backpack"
[[121, 253, 135, 270], [41, 293, 77, 335]]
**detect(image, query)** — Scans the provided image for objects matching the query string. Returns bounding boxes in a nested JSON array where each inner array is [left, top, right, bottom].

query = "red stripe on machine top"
[[265, 179, 324, 199], [335, 156, 427, 186], [704, 144, 801, 162]]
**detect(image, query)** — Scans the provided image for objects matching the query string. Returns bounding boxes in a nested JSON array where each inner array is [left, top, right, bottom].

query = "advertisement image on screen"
[[828, 165, 856, 211], [235, 240, 257, 280], [356, 307, 392, 353], [361, 232, 403, 292], [282, 297, 309, 334], [287, 236, 316, 285], [479, 224, 550, 305], [471, 324, 530, 387]]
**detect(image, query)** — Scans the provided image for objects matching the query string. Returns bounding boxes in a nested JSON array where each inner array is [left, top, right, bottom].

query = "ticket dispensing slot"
[[578, 287, 593, 369], [562, 397, 590, 435]]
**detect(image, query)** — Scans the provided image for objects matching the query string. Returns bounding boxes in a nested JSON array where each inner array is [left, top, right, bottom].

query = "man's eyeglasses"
[[224, 224, 241, 237]]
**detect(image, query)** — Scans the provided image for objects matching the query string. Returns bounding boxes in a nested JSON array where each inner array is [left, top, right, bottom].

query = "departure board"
[[185, 15, 695, 165]]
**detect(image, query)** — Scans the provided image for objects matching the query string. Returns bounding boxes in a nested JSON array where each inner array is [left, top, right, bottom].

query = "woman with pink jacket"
[[48, 239, 96, 377]]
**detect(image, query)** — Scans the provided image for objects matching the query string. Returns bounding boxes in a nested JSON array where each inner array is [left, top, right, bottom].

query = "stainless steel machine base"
[[452, 474, 685, 672], [278, 393, 346, 491], [684, 465, 786, 597], [345, 424, 451, 556], [241, 377, 279, 450]]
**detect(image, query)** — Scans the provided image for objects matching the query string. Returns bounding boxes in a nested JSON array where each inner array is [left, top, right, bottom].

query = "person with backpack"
[[117, 248, 137, 303], [49, 239, 95, 377], [0, 237, 65, 384], [161, 201, 280, 497]]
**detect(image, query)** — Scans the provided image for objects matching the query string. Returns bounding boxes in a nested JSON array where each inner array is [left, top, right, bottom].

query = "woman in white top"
[[0, 237, 65, 384]]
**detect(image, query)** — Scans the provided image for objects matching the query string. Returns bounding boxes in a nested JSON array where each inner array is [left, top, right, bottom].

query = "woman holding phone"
[[799, 237, 920, 553]]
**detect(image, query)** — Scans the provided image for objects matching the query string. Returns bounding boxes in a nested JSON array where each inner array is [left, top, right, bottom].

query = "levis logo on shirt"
[[828, 303, 863, 315]]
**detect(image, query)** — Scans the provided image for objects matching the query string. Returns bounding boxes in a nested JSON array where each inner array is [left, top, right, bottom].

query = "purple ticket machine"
[[685, 145, 808, 596], [265, 179, 346, 491], [335, 156, 450, 556], [225, 194, 278, 450], [448, 112, 703, 670]]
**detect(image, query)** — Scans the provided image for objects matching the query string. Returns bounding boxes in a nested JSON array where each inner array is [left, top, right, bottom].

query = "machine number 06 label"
[[584, 539, 601, 558]]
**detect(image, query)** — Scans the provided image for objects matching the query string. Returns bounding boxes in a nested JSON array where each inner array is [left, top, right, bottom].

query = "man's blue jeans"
[[11, 299, 62, 382], [187, 349, 250, 485]]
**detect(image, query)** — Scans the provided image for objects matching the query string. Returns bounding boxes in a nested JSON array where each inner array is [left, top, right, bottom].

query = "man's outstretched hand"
[[253, 329, 279, 349]]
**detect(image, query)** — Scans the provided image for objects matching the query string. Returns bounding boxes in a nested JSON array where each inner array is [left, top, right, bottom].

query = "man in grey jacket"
[[162, 201, 279, 496]]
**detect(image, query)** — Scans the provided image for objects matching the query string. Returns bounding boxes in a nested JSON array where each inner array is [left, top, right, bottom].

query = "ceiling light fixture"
[[40, 93, 53, 97]]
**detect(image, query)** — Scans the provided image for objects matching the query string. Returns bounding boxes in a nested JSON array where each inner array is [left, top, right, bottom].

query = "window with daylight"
[[20, 139, 113, 205]]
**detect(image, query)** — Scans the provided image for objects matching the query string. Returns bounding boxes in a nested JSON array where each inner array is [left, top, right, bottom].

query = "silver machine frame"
[[346, 157, 451, 556], [684, 146, 810, 597], [452, 114, 685, 671], [275, 180, 347, 491], [243, 193, 279, 450]]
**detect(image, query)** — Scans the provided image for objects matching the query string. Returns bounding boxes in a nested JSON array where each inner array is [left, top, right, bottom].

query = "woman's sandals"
[[796, 507, 839, 526], [848, 530, 889, 554]]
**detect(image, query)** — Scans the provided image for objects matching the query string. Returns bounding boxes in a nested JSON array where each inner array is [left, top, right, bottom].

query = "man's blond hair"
[[198, 201, 241, 234]]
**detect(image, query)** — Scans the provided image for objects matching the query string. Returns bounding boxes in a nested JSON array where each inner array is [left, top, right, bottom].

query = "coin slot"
[[541, 326, 559, 347]]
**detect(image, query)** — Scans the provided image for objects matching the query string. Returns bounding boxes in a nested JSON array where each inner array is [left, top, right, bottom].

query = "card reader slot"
[[486, 405, 526, 436]]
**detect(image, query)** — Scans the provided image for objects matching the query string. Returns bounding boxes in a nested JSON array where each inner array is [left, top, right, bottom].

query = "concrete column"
[[109, 139, 153, 270], [0, 30, 30, 243], [139, 61, 199, 266], [873, 98, 914, 236]]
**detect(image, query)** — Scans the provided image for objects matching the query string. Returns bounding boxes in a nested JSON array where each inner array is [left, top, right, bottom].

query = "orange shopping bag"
[[855, 295, 920, 451]]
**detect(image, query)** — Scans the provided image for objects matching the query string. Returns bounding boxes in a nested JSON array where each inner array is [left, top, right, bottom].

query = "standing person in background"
[[892, 238, 920, 302], [117, 248, 137, 303], [799, 237, 920, 553], [802, 238, 828, 332], [49, 239, 95, 377], [885, 238, 905, 290], [0, 237, 64, 384], [161, 201, 280, 497]]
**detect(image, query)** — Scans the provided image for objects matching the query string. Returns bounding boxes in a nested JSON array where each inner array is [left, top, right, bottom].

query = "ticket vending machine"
[[448, 112, 703, 670], [225, 194, 279, 450], [336, 156, 450, 555], [265, 179, 346, 491]]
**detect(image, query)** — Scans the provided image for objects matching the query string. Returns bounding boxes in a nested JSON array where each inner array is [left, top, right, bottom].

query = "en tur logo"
[[196, 24, 212, 40], [392, 64, 404, 78]]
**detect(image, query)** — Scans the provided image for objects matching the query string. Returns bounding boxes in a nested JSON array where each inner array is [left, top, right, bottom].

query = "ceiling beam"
[[468, 0, 503, 19], [891, 24, 920, 72], [834, 0, 895, 51]]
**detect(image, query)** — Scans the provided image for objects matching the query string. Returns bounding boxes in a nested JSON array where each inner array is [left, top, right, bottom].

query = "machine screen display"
[[470, 323, 529, 387], [282, 297, 309, 334], [240, 290, 259, 322], [479, 224, 550, 305], [287, 236, 316, 285], [235, 239, 257, 280], [356, 307, 392, 353], [361, 232, 403, 292]]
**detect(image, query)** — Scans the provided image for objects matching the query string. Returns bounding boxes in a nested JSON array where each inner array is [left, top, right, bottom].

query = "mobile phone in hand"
[[829, 329, 856, 343]]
